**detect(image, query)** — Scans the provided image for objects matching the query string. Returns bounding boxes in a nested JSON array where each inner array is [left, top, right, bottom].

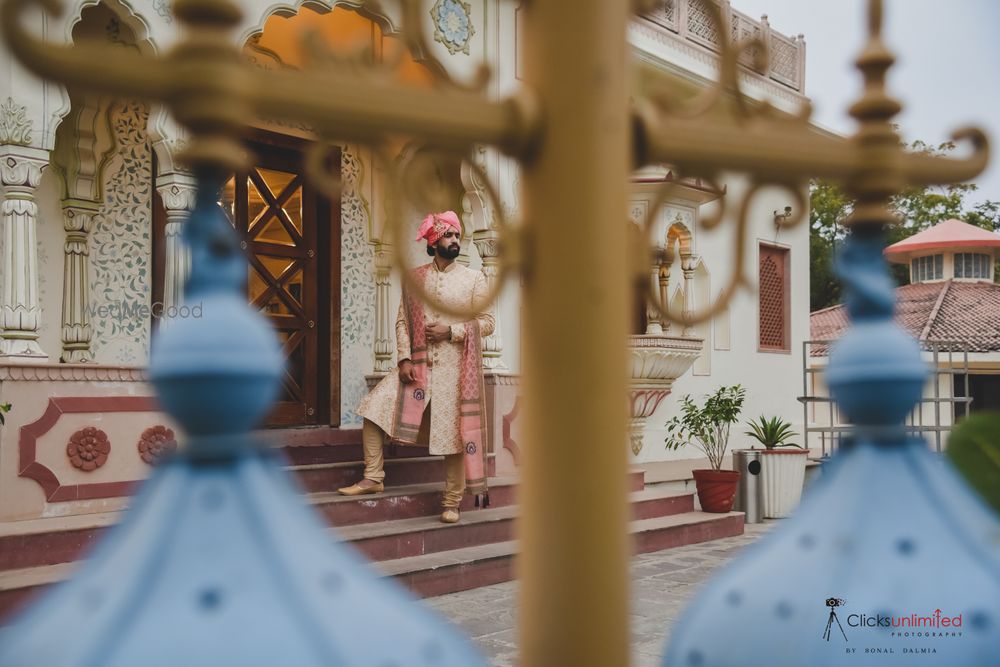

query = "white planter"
[[760, 449, 809, 518]]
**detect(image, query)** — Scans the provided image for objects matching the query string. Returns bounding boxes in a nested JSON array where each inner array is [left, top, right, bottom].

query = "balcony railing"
[[642, 0, 806, 92]]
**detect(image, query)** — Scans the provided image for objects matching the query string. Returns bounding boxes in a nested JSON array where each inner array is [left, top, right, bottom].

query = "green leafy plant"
[[744, 416, 801, 450], [946, 412, 1000, 517], [664, 385, 746, 470], [0, 402, 10, 426]]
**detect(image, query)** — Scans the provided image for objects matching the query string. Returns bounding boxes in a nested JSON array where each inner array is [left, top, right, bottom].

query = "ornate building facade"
[[0, 0, 809, 526]]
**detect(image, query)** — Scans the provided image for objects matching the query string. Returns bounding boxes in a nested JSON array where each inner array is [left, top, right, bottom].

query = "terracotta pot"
[[760, 449, 810, 518], [692, 468, 741, 513]]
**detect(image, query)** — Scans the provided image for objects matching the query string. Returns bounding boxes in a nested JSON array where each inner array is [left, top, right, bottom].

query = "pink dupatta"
[[392, 266, 489, 504]]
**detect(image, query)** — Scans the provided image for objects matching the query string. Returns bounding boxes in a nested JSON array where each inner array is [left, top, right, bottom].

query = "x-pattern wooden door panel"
[[221, 137, 336, 427]]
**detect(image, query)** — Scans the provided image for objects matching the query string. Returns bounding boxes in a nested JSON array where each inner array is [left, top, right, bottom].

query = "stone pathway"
[[424, 521, 775, 667]]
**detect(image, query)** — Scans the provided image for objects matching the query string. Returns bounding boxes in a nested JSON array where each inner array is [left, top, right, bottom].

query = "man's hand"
[[425, 322, 451, 344], [398, 359, 416, 384]]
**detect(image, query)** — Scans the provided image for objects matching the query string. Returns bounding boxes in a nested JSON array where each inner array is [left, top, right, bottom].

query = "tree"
[[809, 140, 1000, 311], [809, 179, 851, 311]]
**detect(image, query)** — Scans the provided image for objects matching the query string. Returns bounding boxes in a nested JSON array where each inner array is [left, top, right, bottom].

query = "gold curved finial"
[[868, 0, 883, 38], [172, 0, 241, 28]]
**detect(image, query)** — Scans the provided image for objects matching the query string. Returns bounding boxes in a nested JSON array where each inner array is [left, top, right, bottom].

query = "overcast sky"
[[731, 0, 1000, 205]]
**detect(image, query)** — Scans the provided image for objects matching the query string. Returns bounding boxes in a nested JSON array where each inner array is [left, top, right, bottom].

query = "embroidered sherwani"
[[357, 261, 494, 455]]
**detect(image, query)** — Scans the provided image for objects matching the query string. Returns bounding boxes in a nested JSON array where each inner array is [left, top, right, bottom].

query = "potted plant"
[[665, 385, 746, 513], [744, 416, 808, 518]]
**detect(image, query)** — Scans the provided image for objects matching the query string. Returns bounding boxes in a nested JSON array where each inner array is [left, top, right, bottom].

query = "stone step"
[[0, 511, 121, 573], [0, 508, 741, 620], [289, 454, 497, 494], [0, 469, 655, 620], [0, 563, 76, 624], [308, 469, 646, 527], [377, 511, 746, 598], [0, 470, 647, 577], [308, 477, 521, 527], [339, 487, 693, 562], [278, 442, 430, 466]]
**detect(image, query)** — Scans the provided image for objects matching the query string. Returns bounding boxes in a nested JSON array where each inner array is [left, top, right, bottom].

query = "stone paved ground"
[[424, 522, 775, 667]]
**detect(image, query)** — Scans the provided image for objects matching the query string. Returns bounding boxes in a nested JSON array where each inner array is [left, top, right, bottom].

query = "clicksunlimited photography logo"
[[823, 597, 849, 642], [822, 596, 965, 656]]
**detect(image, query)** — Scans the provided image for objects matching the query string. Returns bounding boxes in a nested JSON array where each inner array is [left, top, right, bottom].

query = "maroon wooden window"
[[758, 244, 790, 352]]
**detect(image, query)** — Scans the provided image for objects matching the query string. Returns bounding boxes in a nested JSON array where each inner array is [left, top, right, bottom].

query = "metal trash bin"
[[732, 449, 763, 524]]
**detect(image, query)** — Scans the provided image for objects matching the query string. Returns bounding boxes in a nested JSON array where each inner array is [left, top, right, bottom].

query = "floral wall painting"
[[431, 0, 475, 56]]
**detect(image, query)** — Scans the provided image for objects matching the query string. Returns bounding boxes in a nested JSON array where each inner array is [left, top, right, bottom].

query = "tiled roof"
[[884, 219, 1000, 256], [809, 281, 1000, 354]]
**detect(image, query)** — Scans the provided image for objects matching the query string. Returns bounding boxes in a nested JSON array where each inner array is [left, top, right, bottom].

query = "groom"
[[339, 211, 494, 524]]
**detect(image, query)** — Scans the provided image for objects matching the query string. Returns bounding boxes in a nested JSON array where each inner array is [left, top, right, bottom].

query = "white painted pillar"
[[0, 146, 48, 362], [473, 228, 507, 369], [59, 199, 99, 362], [155, 173, 196, 317], [372, 242, 394, 373]]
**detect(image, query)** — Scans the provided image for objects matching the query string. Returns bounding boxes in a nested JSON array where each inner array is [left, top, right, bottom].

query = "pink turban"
[[416, 211, 461, 246]]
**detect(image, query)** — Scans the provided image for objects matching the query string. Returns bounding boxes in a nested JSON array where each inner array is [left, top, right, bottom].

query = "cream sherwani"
[[356, 261, 495, 456]]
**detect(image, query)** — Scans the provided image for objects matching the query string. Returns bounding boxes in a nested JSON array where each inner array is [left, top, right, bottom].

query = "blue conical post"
[[660, 0, 1000, 660], [659, 224, 1000, 666]]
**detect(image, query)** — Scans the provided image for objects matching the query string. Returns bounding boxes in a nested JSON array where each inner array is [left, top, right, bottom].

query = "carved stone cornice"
[[628, 334, 702, 388], [0, 363, 148, 382]]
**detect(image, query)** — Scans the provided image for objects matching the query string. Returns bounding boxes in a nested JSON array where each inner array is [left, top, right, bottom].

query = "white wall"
[[634, 173, 811, 464]]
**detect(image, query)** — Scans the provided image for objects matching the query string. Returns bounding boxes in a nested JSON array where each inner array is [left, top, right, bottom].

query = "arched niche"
[[243, 2, 440, 86], [240, 3, 450, 247], [36, 0, 157, 155], [52, 1, 155, 202], [665, 219, 693, 260]]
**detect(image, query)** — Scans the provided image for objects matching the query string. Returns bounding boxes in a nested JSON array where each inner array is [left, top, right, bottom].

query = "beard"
[[435, 243, 461, 259]]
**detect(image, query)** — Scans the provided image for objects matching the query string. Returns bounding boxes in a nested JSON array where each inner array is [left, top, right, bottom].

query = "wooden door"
[[219, 136, 340, 426]]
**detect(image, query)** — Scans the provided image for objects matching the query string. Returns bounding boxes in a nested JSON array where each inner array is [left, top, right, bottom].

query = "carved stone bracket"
[[629, 389, 671, 456], [627, 334, 702, 455]]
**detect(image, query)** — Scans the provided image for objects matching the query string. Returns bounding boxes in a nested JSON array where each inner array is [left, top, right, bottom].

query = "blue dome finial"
[[826, 228, 927, 428], [148, 176, 283, 443]]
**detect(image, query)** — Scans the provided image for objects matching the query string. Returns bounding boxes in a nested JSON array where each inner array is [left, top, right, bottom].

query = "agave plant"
[[744, 415, 800, 450]]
